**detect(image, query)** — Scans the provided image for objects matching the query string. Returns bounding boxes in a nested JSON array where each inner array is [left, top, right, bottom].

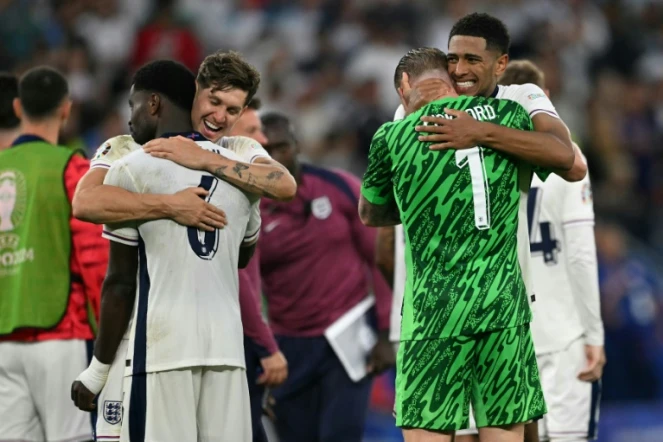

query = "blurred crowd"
[[1, 0, 662, 403]]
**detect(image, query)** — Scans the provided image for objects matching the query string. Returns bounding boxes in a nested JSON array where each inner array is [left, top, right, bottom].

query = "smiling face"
[[447, 35, 508, 97], [190, 85, 247, 142]]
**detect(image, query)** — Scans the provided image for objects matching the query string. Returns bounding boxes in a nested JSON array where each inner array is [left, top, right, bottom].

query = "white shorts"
[[0, 339, 93, 442], [120, 366, 252, 442], [96, 338, 129, 441], [456, 338, 601, 441]]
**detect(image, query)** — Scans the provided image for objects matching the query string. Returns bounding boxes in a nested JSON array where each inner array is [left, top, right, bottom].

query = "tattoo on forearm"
[[213, 165, 228, 178], [233, 163, 249, 178], [213, 161, 283, 199], [267, 171, 284, 180]]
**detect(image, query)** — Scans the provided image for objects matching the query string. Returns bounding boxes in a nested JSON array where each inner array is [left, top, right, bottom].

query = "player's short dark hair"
[[18, 66, 69, 120], [261, 112, 295, 138], [449, 13, 510, 55], [246, 97, 261, 111], [132, 60, 196, 112], [196, 51, 261, 106], [0, 73, 19, 129], [394, 47, 448, 90], [499, 60, 545, 89]]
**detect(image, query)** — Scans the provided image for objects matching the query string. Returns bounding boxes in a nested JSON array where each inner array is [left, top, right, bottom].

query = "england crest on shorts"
[[103, 400, 122, 425], [311, 196, 332, 220]]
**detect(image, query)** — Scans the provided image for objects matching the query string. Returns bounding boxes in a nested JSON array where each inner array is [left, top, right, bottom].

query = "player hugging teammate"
[[371, 12, 604, 442]]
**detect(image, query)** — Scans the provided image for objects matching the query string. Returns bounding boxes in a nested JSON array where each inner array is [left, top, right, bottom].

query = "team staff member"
[[0, 67, 107, 442], [230, 98, 288, 442], [259, 112, 394, 442]]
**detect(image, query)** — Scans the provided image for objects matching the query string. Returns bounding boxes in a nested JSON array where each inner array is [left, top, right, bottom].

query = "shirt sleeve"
[[360, 123, 395, 206], [101, 160, 140, 246], [90, 135, 140, 170], [507, 83, 560, 120], [338, 170, 393, 331], [563, 223, 604, 346], [561, 160, 602, 346], [561, 158, 595, 227], [65, 155, 109, 321], [239, 256, 279, 356], [243, 201, 261, 245], [220, 136, 271, 164]]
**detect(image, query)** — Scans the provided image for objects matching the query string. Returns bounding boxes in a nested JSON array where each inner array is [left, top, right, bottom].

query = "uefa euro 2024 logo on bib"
[[0, 169, 33, 276]]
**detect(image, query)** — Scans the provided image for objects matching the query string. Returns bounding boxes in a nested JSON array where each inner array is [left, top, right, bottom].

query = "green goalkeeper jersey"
[[361, 95, 548, 340]]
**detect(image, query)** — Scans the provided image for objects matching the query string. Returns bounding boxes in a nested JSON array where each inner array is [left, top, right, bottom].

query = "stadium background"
[[1, 0, 662, 440]]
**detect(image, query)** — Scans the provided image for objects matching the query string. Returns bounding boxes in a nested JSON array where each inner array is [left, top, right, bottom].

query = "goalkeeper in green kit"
[[359, 47, 548, 442]]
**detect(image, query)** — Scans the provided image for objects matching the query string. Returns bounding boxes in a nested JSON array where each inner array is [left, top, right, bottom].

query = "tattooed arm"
[[143, 136, 297, 201], [358, 194, 401, 227], [206, 156, 297, 201]]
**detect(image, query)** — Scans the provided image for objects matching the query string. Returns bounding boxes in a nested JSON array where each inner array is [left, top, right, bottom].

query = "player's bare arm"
[[376, 226, 395, 288], [358, 195, 401, 227], [416, 109, 578, 174], [73, 168, 227, 231], [71, 242, 138, 412], [143, 136, 297, 201]]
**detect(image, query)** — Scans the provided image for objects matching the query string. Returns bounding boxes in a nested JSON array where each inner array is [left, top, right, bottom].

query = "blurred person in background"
[[457, 59, 605, 442], [130, 0, 203, 73], [70, 52, 295, 441], [229, 97, 288, 442], [0, 66, 107, 442], [0, 72, 20, 149], [258, 112, 394, 442], [596, 221, 663, 402]]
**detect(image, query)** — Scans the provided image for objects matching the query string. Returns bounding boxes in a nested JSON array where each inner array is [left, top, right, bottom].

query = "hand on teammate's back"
[[144, 136, 213, 171], [258, 351, 288, 387], [417, 109, 482, 151], [366, 335, 396, 375], [168, 187, 227, 231], [577, 345, 606, 383], [400, 72, 448, 115]]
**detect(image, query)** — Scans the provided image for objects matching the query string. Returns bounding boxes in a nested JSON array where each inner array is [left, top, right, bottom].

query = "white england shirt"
[[101, 138, 262, 374], [528, 163, 603, 354]]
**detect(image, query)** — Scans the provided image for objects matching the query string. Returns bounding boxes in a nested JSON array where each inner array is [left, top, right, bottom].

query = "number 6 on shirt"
[[187, 176, 220, 260], [456, 147, 491, 230]]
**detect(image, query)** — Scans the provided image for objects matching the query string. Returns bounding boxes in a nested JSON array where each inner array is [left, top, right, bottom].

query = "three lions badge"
[[103, 400, 122, 425], [311, 196, 332, 220]]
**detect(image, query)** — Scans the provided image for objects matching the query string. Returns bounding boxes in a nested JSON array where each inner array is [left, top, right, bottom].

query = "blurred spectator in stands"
[[130, 0, 203, 73]]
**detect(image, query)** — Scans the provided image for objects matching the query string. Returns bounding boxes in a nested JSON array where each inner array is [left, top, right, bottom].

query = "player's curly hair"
[[18, 67, 69, 120], [196, 51, 261, 107], [393, 47, 448, 90], [499, 60, 545, 89], [449, 13, 510, 55], [0, 73, 19, 129], [132, 60, 196, 112]]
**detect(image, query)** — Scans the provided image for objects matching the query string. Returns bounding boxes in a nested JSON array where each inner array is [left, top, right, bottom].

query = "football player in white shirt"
[[71, 60, 260, 441], [500, 60, 604, 442], [70, 58, 295, 441]]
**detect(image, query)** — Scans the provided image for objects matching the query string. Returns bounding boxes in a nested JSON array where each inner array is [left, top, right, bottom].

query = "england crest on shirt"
[[103, 400, 122, 425], [311, 196, 332, 220]]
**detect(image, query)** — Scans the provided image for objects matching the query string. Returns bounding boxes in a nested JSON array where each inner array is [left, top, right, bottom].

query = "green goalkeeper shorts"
[[395, 324, 546, 432]]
